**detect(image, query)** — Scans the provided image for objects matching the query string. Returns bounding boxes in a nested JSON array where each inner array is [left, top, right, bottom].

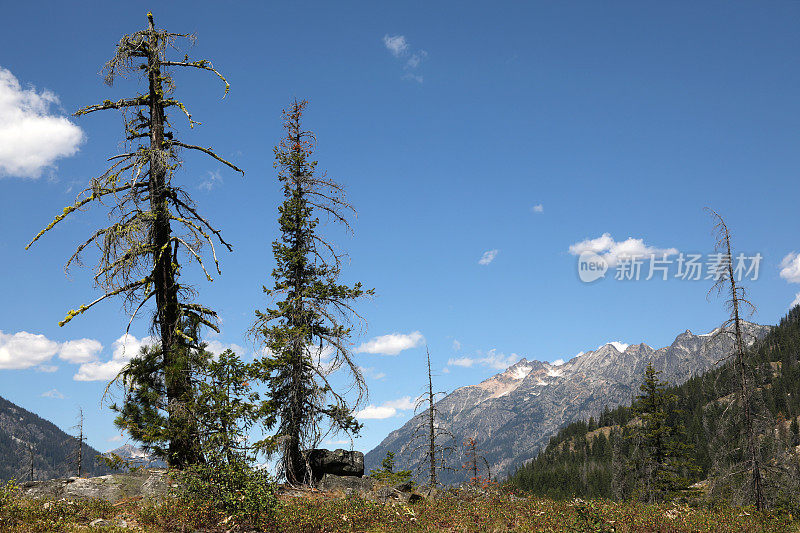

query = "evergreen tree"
[[369, 451, 412, 485], [27, 12, 241, 468], [252, 100, 372, 484], [628, 363, 697, 502]]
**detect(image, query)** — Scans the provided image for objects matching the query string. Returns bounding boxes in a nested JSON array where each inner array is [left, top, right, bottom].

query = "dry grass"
[[1, 480, 797, 532]]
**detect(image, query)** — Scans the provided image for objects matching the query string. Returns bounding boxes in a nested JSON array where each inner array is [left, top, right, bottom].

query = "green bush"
[[176, 462, 278, 530], [369, 451, 413, 486]]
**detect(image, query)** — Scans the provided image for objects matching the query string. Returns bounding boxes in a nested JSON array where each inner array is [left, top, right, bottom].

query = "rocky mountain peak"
[[365, 321, 772, 484]]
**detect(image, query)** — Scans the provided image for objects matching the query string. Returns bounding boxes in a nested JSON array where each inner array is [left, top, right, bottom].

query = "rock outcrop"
[[304, 448, 364, 481], [19, 468, 172, 502]]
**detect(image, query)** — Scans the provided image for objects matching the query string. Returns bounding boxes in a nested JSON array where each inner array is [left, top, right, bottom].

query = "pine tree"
[[112, 318, 209, 463], [252, 100, 372, 485], [369, 451, 412, 485], [628, 363, 697, 502], [27, 13, 241, 468]]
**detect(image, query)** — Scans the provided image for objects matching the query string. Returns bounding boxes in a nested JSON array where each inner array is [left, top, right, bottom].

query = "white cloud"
[[405, 50, 427, 69], [532, 204, 544, 213], [452, 339, 461, 351], [356, 405, 397, 420], [447, 349, 520, 370], [382, 34, 409, 57], [605, 341, 629, 352], [478, 249, 499, 265], [384, 396, 416, 411], [107, 434, 124, 443], [402, 73, 424, 84], [322, 439, 351, 447], [383, 34, 426, 83], [568, 233, 678, 268], [551, 358, 565, 366], [0, 67, 84, 178], [59, 338, 103, 364], [74, 334, 155, 382], [199, 169, 223, 191], [779, 252, 800, 284], [356, 395, 417, 420], [792, 292, 800, 308], [205, 340, 244, 357], [41, 388, 65, 399], [0, 331, 61, 370], [356, 331, 424, 356], [359, 366, 386, 380], [36, 365, 59, 373]]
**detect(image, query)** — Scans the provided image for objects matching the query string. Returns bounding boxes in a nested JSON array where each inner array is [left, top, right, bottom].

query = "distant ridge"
[[365, 321, 770, 484], [0, 396, 110, 481]]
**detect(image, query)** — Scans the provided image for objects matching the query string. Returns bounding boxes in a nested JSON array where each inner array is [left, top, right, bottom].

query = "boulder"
[[317, 473, 375, 493], [373, 481, 424, 504], [303, 448, 364, 481]]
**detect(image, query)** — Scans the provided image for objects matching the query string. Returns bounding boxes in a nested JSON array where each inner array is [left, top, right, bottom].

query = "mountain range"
[[0, 396, 110, 481], [364, 321, 770, 484]]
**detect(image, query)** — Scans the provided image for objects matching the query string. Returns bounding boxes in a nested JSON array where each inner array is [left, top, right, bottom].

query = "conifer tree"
[[27, 13, 241, 468], [628, 363, 697, 502], [252, 100, 372, 485]]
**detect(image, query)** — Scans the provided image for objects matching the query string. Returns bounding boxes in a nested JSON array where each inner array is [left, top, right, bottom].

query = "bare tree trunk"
[[724, 234, 765, 511], [76, 408, 84, 477], [427, 348, 437, 487], [707, 208, 765, 511]]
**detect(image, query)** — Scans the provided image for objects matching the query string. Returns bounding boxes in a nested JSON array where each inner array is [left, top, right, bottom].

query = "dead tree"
[[706, 207, 765, 510], [27, 12, 241, 468], [69, 408, 87, 477], [411, 347, 455, 487], [21, 426, 35, 482]]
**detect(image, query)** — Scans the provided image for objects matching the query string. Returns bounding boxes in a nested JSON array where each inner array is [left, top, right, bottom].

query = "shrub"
[[370, 451, 413, 486], [175, 462, 278, 530]]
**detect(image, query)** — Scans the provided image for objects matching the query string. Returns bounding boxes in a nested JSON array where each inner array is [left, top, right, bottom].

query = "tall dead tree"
[[27, 12, 241, 468], [69, 408, 87, 477], [411, 348, 455, 487], [706, 207, 764, 510], [21, 426, 35, 482]]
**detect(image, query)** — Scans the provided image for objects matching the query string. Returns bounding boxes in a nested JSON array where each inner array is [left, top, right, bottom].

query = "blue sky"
[[1, 1, 799, 457]]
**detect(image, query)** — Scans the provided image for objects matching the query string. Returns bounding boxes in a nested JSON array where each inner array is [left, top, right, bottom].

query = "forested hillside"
[[508, 306, 800, 506], [0, 396, 109, 481]]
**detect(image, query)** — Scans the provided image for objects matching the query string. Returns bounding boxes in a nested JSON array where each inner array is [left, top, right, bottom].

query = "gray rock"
[[304, 448, 364, 481], [317, 473, 375, 493], [20, 468, 171, 502]]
